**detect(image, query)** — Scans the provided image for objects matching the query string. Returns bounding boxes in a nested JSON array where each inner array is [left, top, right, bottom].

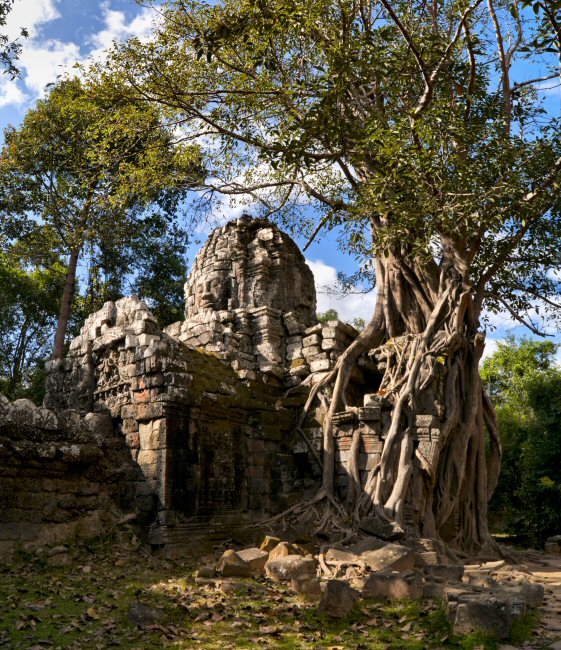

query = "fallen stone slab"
[[423, 563, 464, 582], [236, 548, 269, 577], [448, 592, 527, 640], [324, 547, 362, 565], [216, 549, 252, 578], [499, 581, 545, 608], [265, 554, 318, 581], [362, 543, 415, 572], [317, 579, 360, 618], [357, 570, 423, 600]]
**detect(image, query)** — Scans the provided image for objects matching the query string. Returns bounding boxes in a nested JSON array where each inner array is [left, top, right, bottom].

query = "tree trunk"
[[52, 249, 80, 360], [316, 249, 501, 553]]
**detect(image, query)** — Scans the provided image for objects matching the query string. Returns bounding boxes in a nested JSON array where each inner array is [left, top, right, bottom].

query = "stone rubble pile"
[[209, 535, 544, 636]]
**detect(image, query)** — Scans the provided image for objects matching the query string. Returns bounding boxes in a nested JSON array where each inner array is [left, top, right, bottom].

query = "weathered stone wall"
[[42, 293, 319, 552], [0, 396, 136, 559]]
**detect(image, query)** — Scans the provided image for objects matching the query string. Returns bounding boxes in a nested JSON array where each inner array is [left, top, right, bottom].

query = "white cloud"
[[306, 259, 376, 324], [480, 337, 502, 364], [89, 3, 157, 54], [4, 0, 59, 40], [0, 77, 26, 107], [18, 39, 81, 95], [0, 1, 159, 110]]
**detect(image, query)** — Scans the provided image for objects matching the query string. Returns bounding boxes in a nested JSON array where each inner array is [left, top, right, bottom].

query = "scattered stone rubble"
[[212, 535, 545, 637]]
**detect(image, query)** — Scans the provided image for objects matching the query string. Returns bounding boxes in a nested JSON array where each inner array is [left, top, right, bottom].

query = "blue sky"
[[0, 0, 557, 359]]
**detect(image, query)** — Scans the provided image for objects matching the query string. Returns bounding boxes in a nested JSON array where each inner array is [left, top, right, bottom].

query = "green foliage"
[[351, 317, 366, 331], [481, 337, 561, 546], [317, 308, 339, 323], [0, 0, 27, 78], [101, 0, 561, 334], [0, 76, 202, 355], [0, 248, 63, 401]]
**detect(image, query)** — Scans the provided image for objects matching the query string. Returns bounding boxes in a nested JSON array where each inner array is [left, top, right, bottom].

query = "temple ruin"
[[0, 216, 393, 558]]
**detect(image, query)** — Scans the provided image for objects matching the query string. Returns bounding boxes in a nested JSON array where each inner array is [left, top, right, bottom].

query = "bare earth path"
[[501, 553, 561, 650]]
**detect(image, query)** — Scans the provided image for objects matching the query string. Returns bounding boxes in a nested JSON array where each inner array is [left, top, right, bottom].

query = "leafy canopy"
[[103, 0, 561, 331], [0, 76, 202, 256]]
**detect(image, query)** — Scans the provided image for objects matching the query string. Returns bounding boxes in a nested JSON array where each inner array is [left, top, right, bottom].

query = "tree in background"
[[0, 76, 202, 359], [0, 246, 63, 401], [102, 0, 561, 551], [481, 337, 561, 547], [317, 309, 339, 324]]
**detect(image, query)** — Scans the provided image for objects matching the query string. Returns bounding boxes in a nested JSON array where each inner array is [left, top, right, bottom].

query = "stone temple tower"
[[168, 215, 318, 384]]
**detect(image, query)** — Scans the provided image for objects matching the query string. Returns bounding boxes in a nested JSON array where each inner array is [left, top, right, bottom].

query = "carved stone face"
[[193, 274, 229, 312], [185, 217, 316, 323]]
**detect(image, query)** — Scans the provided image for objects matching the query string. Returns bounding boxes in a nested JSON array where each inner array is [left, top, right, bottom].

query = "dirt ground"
[[500, 552, 561, 650]]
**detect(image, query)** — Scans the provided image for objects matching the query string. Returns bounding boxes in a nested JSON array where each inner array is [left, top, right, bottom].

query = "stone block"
[[302, 345, 321, 358], [260, 536, 281, 552], [265, 555, 318, 581], [359, 571, 423, 601], [303, 334, 321, 347], [332, 410, 357, 425], [449, 594, 526, 640], [415, 414, 439, 428], [358, 406, 381, 422], [139, 419, 167, 450], [236, 548, 269, 577], [362, 543, 415, 572], [321, 338, 343, 351], [317, 580, 359, 618], [304, 324, 322, 336], [216, 550, 252, 577], [310, 358, 333, 372], [363, 393, 381, 407], [423, 563, 464, 581]]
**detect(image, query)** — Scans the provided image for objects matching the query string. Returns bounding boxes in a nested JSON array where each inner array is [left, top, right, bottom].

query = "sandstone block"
[[217, 549, 252, 578], [236, 548, 269, 577], [268, 541, 299, 559], [317, 580, 359, 618], [360, 571, 423, 601], [449, 594, 526, 640], [415, 414, 439, 428], [362, 543, 415, 572], [358, 406, 381, 421], [324, 548, 362, 565], [303, 334, 321, 347], [260, 535, 281, 552], [423, 563, 464, 582], [265, 555, 318, 581]]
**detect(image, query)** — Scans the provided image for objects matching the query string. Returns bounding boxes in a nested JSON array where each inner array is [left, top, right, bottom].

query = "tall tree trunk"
[[315, 249, 502, 553], [52, 249, 80, 360]]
